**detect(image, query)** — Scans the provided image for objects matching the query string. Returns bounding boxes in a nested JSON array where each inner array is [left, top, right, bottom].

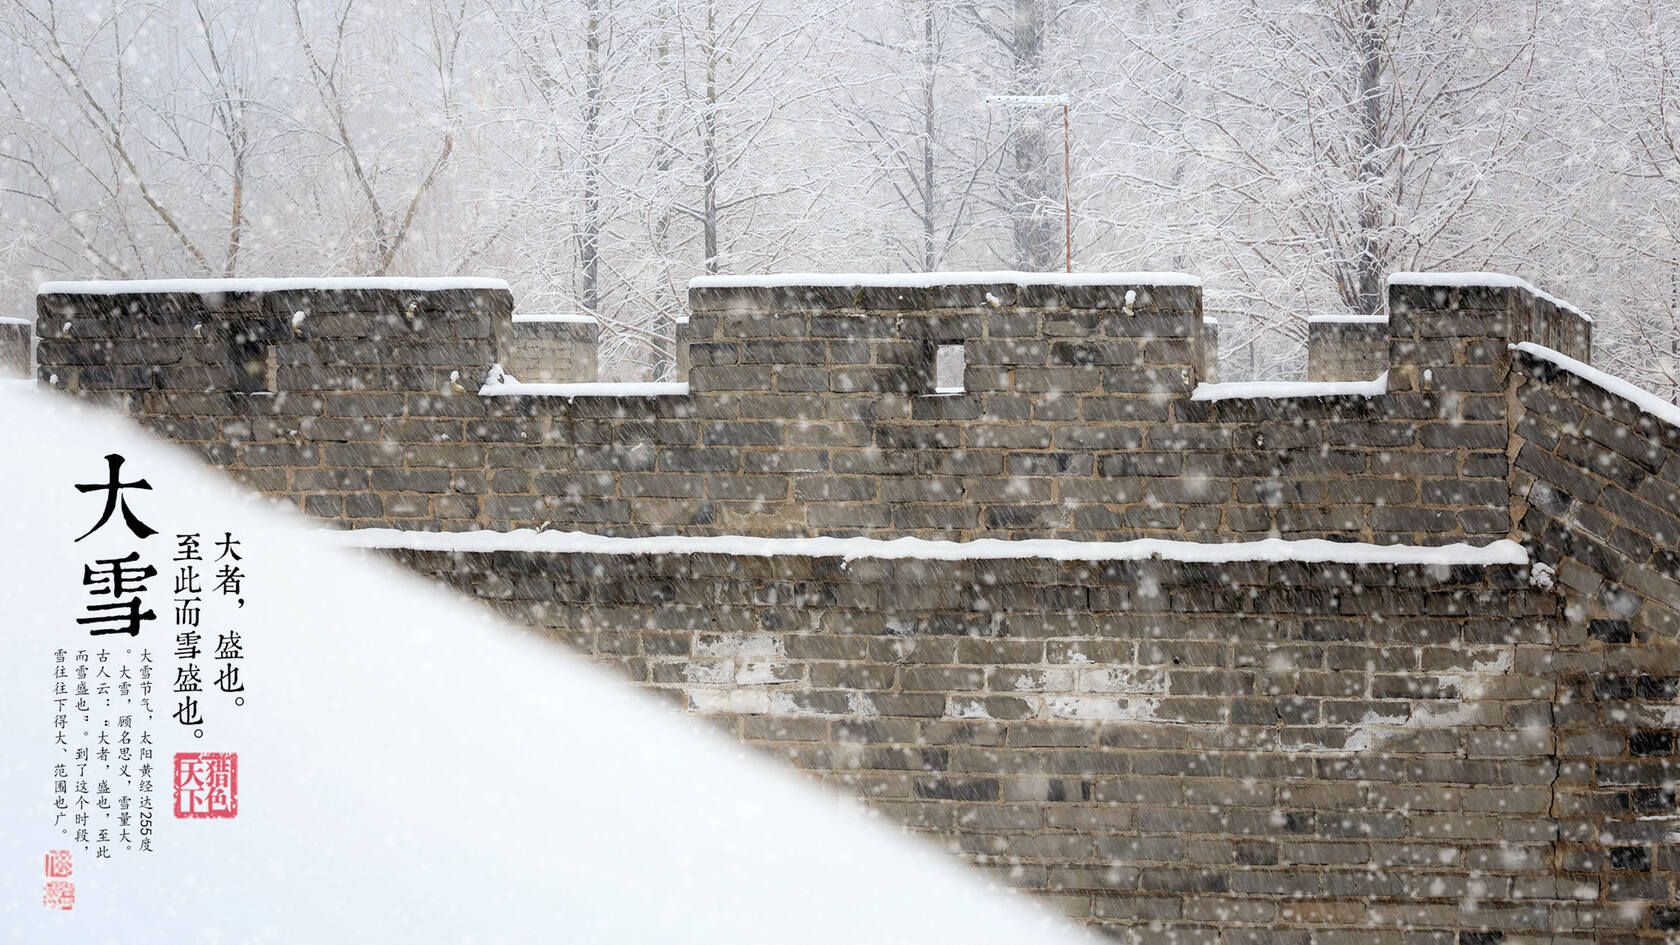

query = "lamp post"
[[985, 94, 1071, 273]]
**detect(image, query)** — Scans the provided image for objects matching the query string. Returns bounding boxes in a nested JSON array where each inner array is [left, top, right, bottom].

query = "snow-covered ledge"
[[1307, 313, 1387, 325], [474, 364, 684, 398], [334, 526, 1528, 567], [1514, 342, 1680, 431], [1192, 372, 1388, 402], [480, 380, 689, 399], [686, 270, 1205, 317], [37, 276, 510, 295], [1387, 271, 1590, 323], [512, 312, 598, 324], [686, 270, 1203, 290]]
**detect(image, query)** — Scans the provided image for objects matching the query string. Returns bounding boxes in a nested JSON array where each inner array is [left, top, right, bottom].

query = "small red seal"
[[172, 752, 238, 818], [44, 850, 72, 878], [42, 880, 74, 910]]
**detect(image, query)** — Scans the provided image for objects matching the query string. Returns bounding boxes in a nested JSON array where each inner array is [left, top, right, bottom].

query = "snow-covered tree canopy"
[[1, 0, 1675, 396]]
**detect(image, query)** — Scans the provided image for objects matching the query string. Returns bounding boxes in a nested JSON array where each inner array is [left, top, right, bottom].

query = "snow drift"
[[0, 386, 1091, 945]]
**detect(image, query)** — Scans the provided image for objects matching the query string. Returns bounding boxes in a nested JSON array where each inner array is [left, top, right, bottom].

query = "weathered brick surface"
[[0, 319, 31, 378], [34, 277, 1589, 546], [1506, 348, 1680, 942], [1509, 348, 1680, 641], [32, 272, 1680, 941], [388, 547, 1599, 940], [497, 316, 597, 383], [1200, 317, 1220, 384], [1307, 317, 1387, 382]]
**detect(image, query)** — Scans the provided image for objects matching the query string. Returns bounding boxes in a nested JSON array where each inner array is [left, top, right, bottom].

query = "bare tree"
[[1569, 0, 1680, 402], [834, 0, 996, 270], [1, 0, 263, 277], [663, 0, 838, 274], [490, 0, 626, 317], [958, 0, 1083, 270], [287, 0, 466, 274], [1, 0, 1677, 393]]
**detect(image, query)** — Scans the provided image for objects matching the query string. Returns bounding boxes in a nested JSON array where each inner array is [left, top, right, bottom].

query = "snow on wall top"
[[1515, 342, 1680, 431], [36, 276, 511, 295], [1192, 372, 1388, 402], [512, 312, 598, 324], [1307, 314, 1388, 325], [687, 270, 1202, 290], [336, 527, 1529, 567], [481, 380, 690, 398], [1387, 271, 1590, 322]]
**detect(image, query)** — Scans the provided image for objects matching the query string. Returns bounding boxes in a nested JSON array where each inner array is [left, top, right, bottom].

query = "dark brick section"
[[1611, 846, 1653, 871], [390, 546, 1581, 941], [1506, 346, 1680, 944], [0, 319, 31, 377], [32, 272, 1680, 942], [38, 286, 508, 397], [1630, 731, 1675, 757], [33, 277, 1583, 546], [37, 286, 510, 525], [1388, 280, 1591, 393], [1591, 619, 1636, 644], [1511, 348, 1680, 642], [1307, 317, 1387, 382]]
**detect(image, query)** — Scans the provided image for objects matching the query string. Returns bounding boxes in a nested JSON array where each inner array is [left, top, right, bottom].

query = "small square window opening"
[[934, 343, 964, 394]]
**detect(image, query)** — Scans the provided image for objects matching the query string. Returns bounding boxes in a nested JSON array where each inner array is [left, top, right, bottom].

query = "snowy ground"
[[0, 386, 1092, 945]]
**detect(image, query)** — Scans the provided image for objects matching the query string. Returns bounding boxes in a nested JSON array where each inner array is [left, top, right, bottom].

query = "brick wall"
[[35, 275, 1588, 546], [1307, 317, 1387, 382], [1505, 346, 1680, 940], [387, 545, 1600, 941], [497, 314, 597, 383], [34, 270, 1680, 941], [0, 317, 30, 378], [1510, 350, 1680, 641]]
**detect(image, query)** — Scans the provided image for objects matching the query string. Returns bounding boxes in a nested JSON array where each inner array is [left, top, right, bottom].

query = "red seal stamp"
[[42, 880, 74, 910], [43, 850, 72, 878], [172, 752, 238, 818]]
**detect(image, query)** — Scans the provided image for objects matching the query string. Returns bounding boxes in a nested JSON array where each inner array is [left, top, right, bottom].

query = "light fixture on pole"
[[985, 94, 1071, 273]]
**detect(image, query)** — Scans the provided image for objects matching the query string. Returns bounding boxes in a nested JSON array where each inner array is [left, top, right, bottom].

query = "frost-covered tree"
[[1570, 0, 1680, 402], [1, 0, 1678, 387], [285, 0, 472, 274], [1202, 0, 1547, 317], [958, 0, 1086, 271], [831, 0, 1001, 270], [0, 0, 265, 279], [1079, 0, 1558, 377], [488, 0, 638, 319]]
